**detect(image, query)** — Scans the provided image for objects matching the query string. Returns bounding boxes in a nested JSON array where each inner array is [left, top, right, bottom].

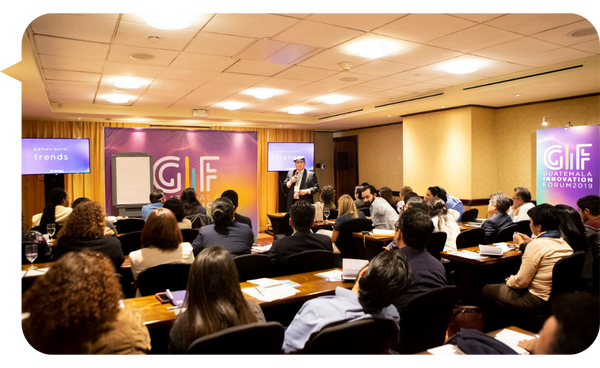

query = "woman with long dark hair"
[[331, 194, 366, 243], [379, 187, 398, 213], [191, 197, 254, 257], [22, 249, 151, 354], [556, 204, 594, 283], [32, 187, 72, 229], [168, 246, 265, 353], [180, 187, 207, 216]]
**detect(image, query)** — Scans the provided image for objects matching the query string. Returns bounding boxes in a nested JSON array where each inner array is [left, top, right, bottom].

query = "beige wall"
[[334, 123, 403, 191], [319, 94, 598, 215], [314, 132, 334, 200]]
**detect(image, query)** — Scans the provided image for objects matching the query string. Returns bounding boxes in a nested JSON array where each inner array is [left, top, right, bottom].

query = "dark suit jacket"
[[267, 229, 333, 265], [235, 213, 253, 232], [283, 169, 319, 211], [191, 221, 254, 257], [481, 212, 513, 244]]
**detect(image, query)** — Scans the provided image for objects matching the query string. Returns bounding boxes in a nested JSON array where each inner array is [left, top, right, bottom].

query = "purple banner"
[[104, 128, 258, 235], [537, 125, 600, 208]]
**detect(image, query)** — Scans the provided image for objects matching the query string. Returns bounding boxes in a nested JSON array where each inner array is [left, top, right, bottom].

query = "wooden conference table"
[[122, 268, 353, 329]]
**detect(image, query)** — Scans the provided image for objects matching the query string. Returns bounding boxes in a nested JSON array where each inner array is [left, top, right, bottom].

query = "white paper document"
[[22, 267, 50, 277], [251, 244, 272, 253], [316, 229, 333, 237], [342, 259, 369, 280], [427, 344, 466, 355], [448, 250, 485, 260], [494, 329, 535, 355], [372, 229, 395, 236], [243, 277, 301, 302]]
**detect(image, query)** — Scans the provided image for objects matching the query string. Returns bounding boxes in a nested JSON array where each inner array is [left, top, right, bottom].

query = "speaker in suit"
[[283, 156, 319, 212]]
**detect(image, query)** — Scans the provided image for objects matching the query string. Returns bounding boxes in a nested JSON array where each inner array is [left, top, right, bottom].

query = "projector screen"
[[22, 138, 91, 175], [267, 142, 314, 172]]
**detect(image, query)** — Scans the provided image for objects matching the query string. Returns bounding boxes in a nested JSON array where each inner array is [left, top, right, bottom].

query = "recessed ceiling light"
[[113, 88, 127, 93], [358, 43, 388, 58], [146, 14, 191, 30], [324, 97, 345, 105], [447, 63, 477, 74], [106, 96, 129, 104], [222, 102, 244, 110], [252, 89, 275, 100], [114, 79, 142, 89], [129, 53, 155, 61], [288, 109, 305, 115], [388, 115, 392, 117], [515, 94, 521, 97], [441, 105, 445, 108]]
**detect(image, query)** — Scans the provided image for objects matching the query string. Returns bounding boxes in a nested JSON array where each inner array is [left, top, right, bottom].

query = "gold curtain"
[[22, 120, 313, 233], [22, 120, 150, 228]]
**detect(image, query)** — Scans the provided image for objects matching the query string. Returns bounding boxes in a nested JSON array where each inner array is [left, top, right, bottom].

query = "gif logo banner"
[[104, 128, 258, 235], [537, 125, 600, 208]]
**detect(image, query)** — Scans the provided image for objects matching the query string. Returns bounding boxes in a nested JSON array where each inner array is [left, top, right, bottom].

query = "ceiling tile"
[[317, 72, 380, 85], [46, 80, 98, 103], [470, 62, 532, 78], [158, 67, 220, 82], [382, 44, 462, 67], [570, 40, 600, 54], [120, 13, 214, 31], [274, 66, 339, 81], [388, 67, 449, 82], [350, 59, 416, 77], [170, 52, 238, 72], [145, 78, 203, 94], [450, 14, 506, 23], [532, 20, 599, 46], [484, 13, 585, 36], [254, 77, 312, 90], [298, 49, 371, 71], [102, 61, 166, 78], [358, 77, 414, 89], [305, 13, 405, 32], [294, 82, 346, 93], [113, 21, 198, 51], [30, 14, 117, 43], [266, 44, 319, 64], [43, 69, 101, 83], [373, 14, 477, 43], [202, 14, 300, 38], [472, 37, 562, 63], [225, 59, 292, 76], [34, 35, 109, 60], [107, 44, 179, 66], [273, 20, 364, 49], [207, 73, 268, 87], [511, 47, 594, 68], [393, 82, 447, 94], [236, 39, 289, 61], [184, 32, 255, 57], [39, 54, 105, 73], [427, 24, 523, 53], [333, 85, 385, 97]]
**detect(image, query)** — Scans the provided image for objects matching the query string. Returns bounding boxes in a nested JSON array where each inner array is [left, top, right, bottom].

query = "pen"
[[166, 289, 174, 300], [256, 287, 264, 296]]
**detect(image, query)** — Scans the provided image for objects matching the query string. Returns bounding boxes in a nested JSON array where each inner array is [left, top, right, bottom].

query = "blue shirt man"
[[141, 189, 165, 221]]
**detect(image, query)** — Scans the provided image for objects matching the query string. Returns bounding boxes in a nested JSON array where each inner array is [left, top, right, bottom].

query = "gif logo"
[[153, 155, 220, 193], [544, 144, 592, 170]]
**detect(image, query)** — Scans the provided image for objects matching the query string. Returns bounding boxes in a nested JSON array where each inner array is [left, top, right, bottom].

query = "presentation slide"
[[22, 138, 90, 175], [267, 142, 314, 171]]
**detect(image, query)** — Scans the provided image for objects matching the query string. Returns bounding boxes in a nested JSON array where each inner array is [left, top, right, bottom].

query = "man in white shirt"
[[361, 185, 399, 230], [508, 187, 535, 222]]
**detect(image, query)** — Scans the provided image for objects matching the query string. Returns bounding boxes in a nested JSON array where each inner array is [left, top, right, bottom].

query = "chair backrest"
[[496, 223, 519, 242], [186, 321, 285, 354], [278, 250, 334, 276], [114, 218, 145, 234], [515, 220, 532, 237], [336, 218, 373, 259], [328, 209, 339, 220], [552, 251, 586, 296], [359, 208, 370, 217], [136, 263, 192, 296], [397, 285, 459, 354], [233, 254, 272, 282], [426, 232, 447, 260], [456, 227, 485, 249], [118, 230, 143, 255], [460, 208, 479, 222], [282, 212, 293, 236], [185, 213, 213, 229], [304, 318, 399, 354], [180, 228, 199, 244]]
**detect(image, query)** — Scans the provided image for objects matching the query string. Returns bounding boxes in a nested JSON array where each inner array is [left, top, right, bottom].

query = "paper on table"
[[448, 250, 485, 260], [316, 229, 333, 237], [492, 243, 511, 253], [427, 344, 466, 355], [494, 329, 535, 355], [372, 229, 395, 236], [251, 244, 272, 253], [242, 284, 300, 302], [22, 268, 50, 277], [315, 270, 343, 279], [247, 278, 281, 287]]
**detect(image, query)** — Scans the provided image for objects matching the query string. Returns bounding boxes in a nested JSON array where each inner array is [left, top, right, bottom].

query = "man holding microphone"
[[284, 156, 319, 212]]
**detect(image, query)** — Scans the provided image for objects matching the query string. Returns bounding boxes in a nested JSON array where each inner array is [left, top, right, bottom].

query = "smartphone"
[[155, 292, 170, 304]]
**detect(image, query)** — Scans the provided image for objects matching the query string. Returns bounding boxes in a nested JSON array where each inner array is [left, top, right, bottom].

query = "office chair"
[[118, 230, 143, 255], [496, 223, 519, 243], [456, 228, 485, 249], [460, 208, 479, 222], [233, 253, 272, 282], [180, 228, 199, 244], [427, 232, 447, 261], [186, 322, 285, 354], [114, 218, 145, 234], [274, 249, 334, 277], [336, 218, 373, 260], [136, 263, 192, 296]]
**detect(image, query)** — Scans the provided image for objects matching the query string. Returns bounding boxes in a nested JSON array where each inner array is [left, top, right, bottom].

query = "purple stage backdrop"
[[537, 125, 600, 209], [104, 128, 258, 235]]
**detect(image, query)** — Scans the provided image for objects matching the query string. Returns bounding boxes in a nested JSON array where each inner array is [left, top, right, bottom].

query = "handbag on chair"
[[447, 305, 485, 337]]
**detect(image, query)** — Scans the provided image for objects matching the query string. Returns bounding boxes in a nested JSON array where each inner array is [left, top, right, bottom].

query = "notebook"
[[167, 290, 187, 307]]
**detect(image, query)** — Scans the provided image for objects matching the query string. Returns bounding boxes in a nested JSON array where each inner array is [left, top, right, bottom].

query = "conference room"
[[6, 10, 600, 357]]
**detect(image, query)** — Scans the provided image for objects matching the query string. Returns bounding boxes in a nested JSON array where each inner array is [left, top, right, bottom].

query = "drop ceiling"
[[4, 13, 600, 131]]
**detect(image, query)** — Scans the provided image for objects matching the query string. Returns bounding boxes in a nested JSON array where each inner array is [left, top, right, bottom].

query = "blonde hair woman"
[[331, 194, 366, 243]]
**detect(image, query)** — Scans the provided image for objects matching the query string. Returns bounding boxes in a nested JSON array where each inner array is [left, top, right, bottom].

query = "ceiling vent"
[[463, 65, 583, 91], [375, 92, 444, 109], [318, 109, 363, 120]]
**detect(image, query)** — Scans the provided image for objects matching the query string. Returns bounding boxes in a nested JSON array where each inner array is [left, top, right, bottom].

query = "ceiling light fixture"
[[146, 14, 191, 30], [357, 44, 388, 58], [447, 62, 477, 74], [323, 96, 345, 105], [222, 102, 244, 111], [114, 79, 141, 89], [106, 96, 129, 104], [252, 89, 275, 100], [288, 109, 305, 115], [129, 53, 155, 61]]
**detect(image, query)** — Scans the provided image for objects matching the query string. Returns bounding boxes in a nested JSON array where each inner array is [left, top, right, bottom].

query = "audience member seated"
[[379, 187, 398, 213], [556, 204, 594, 284], [55, 201, 124, 271], [32, 187, 72, 228], [320, 185, 336, 210], [163, 198, 192, 229], [191, 197, 253, 257], [361, 185, 398, 230], [330, 194, 366, 243], [22, 250, 151, 354], [220, 189, 253, 233], [72, 197, 117, 236], [180, 187, 207, 216], [482, 204, 573, 330], [282, 250, 412, 353], [428, 197, 460, 254], [404, 195, 428, 213], [396, 185, 413, 213], [508, 187, 535, 222], [424, 186, 464, 220], [168, 246, 265, 353], [577, 195, 600, 257], [481, 192, 513, 244], [267, 200, 333, 264], [389, 208, 446, 314], [141, 189, 165, 221], [353, 185, 369, 212], [516, 292, 599, 354], [129, 208, 194, 290]]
